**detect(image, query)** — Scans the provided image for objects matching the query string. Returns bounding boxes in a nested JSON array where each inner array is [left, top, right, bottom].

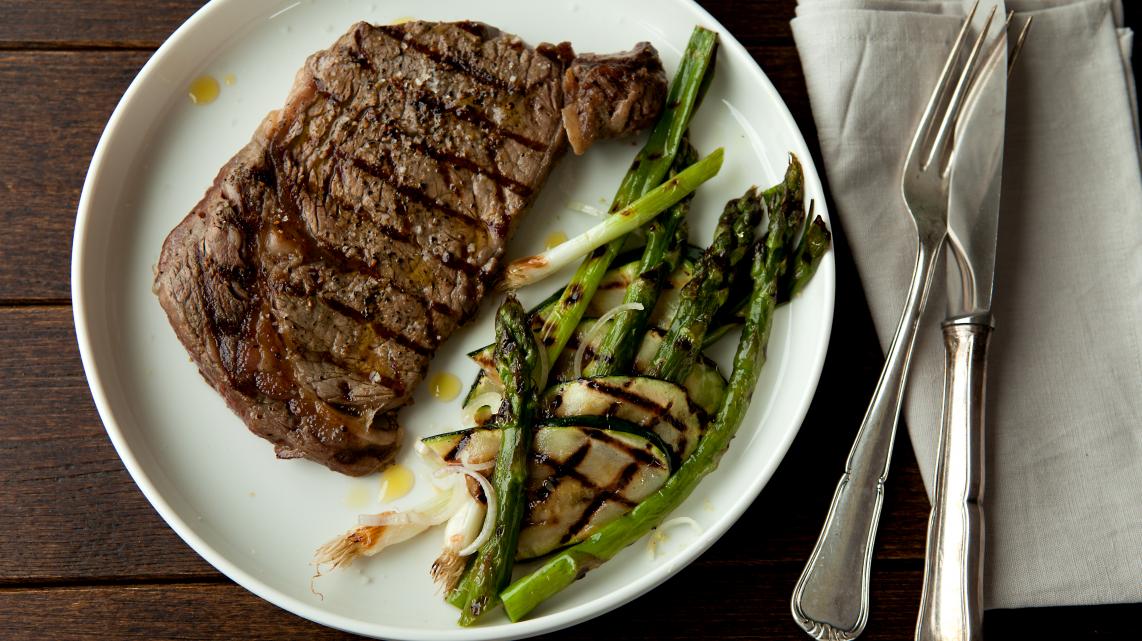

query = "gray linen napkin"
[[792, 0, 1142, 610]]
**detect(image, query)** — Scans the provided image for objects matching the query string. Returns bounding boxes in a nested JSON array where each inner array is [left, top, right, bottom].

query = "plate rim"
[[71, 1, 836, 638]]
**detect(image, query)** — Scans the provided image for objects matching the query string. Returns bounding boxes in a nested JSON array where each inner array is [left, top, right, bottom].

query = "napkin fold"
[[792, 0, 1142, 610]]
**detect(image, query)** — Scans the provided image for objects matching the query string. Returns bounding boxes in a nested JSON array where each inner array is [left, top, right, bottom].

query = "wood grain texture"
[[0, 52, 151, 302], [0, 308, 214, 582], [2, 579, 1137, 640], [0, 1, 202, 48], [1, 0, 1139, 639], [0, 565, 923, 641]]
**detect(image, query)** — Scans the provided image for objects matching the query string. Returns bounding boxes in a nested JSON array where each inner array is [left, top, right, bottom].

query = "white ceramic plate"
[[72, 1, 834, 638]]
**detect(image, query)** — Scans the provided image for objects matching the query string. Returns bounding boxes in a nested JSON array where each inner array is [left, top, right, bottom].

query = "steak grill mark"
[[374, 120, 536, 197], [374, 24, 525, 96], [414, 93, 549, 152], [347, 155, 486, 239]]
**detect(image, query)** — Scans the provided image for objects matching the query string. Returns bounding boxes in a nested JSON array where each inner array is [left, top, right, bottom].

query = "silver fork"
[[791, 4, 1007, 639]]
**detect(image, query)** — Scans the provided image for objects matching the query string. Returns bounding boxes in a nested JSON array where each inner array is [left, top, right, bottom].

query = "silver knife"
[[914, 15, 1011, 641]]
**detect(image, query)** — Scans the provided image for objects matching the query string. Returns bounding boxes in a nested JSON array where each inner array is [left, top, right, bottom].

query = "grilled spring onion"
[[427, 465, 495, 593], [499, 147, 724, 291], [312, 481, 467, 572]]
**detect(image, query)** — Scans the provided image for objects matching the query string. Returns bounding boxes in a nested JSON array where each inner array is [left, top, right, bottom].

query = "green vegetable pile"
[[419, 25, 830, 625]]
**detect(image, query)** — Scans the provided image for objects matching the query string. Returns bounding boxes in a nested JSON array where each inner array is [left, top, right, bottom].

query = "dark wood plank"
[[0, 308, 214, 582], [0, 52, 151, 302], [690, 0, 800, 46], [0, 1, 202, 48], [0, 564, 923, 641], [0, 583, 356, 641], [2, 575, 1138, 640]]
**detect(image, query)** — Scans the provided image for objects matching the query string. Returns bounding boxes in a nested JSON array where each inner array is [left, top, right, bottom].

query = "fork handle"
[[915, 315, 991, 641], [792, 232, 944, 641]]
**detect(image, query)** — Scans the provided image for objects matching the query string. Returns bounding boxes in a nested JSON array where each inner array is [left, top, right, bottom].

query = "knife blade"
[[945, 25, 1008, 319], [915, 11, 1009, 641]]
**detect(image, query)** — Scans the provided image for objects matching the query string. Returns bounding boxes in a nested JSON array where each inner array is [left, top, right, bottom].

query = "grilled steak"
[[153, 21, 665, 476], [561, 42, 667, 155]]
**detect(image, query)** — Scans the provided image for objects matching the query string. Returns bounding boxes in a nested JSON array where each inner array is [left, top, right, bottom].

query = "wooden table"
[[2, 1, 1138, 638]]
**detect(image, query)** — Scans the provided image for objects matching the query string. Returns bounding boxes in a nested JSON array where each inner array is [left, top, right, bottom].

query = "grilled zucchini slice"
[[550, 323, 726, 413], [420, 423, 670, 560], [469, 322, 727, 416], [541, 376, 706, 462]]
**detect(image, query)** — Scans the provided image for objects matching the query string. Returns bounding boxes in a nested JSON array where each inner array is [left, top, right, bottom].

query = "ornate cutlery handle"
[[792, 231, 944, 641], [915, 315, 991, 641]]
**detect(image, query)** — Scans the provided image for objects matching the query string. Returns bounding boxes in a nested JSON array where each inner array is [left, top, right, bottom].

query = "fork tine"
[[952, 11, 1013, 151], [908, 0, 980, 161], [974, 11, 1015, 87], [1008, 15, 1034, 76], [922, 4, 999, 171]]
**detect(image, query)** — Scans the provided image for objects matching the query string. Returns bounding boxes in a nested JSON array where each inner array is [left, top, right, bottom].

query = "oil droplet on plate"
[[544, 231, 567, 249], [223, 73, 237, 86], [378, 464, 415, 502], [428, 372, 461, 402], [344, 482, 372, 509], [390, 16, 414, 25], [188, 75, 220, 105]]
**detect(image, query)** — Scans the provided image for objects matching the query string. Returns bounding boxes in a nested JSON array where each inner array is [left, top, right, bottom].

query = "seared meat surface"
[[561, 42, 667, 155], [154, 21, 664, 475]]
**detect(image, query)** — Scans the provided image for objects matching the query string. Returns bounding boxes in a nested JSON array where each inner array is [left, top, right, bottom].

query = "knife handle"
[[916, 315, 991, 641]]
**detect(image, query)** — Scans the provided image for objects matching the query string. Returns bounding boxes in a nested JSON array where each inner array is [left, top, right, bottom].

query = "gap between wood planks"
[[0, 300, 72, 308], [0, 42, 159, 52]]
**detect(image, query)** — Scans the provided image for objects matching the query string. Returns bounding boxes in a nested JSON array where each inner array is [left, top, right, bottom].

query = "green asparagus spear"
[[584, 141, 699, 377], [500, 225, 792, 622], [500, 148, 723, 290], [783, 210, 830, 300], [701, 214, 830, 346], [646, 188, 765, 384], [704, 156, 825, 345], [446, 295, 539, 625], [533, 27, 718, 383]]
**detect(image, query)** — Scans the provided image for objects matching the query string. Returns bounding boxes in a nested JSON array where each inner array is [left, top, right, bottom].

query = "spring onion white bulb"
[[356, 486, 465, 527], [433, 465, 497, 556]]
